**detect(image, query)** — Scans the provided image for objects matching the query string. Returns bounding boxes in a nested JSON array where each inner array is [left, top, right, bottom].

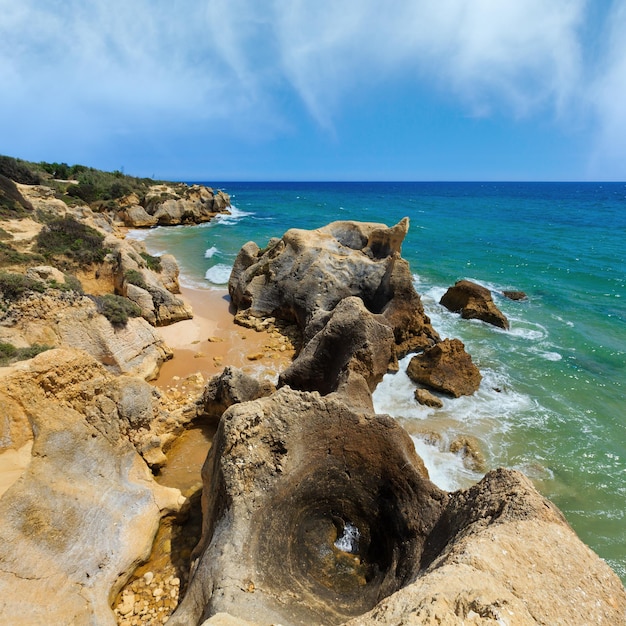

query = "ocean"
[[133, 181, 626, 583]]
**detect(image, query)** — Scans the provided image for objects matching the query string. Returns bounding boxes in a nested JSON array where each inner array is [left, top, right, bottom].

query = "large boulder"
[[406, 338, 482, 397], [440, 280, 509, 330], [228, 219, 439, 402], [279, 296, 396, 409], [0, 349, 185, 625], [168, 387, 446, 626]]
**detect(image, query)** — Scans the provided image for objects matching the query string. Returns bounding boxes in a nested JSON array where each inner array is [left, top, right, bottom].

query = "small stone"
[[153, 587, 164, 598], [246, 352, 264, 361], [170, 577, 180, 587], [143, 571, 154, 585], [414, 388, 444, 408]]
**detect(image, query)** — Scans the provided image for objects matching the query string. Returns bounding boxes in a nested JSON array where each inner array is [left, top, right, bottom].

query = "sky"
[[1, 0, 626, 181]]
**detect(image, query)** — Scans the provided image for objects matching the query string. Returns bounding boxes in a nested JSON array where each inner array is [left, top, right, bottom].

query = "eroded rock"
[[407, 338, 482, 397], [168, 387, 446, 626], [0, 349, 185, 625], [440, 280, 509, 330]]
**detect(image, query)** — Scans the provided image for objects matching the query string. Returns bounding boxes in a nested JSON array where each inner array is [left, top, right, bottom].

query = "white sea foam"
[[214, 204, 253, 225], [204, 264, 233, 285], [334, 522, 360, 554], [204, 246, 219, 259]]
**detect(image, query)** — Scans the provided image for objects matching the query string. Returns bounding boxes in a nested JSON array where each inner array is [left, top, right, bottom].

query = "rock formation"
[[407, 338, 482, 397], [228, 219, 439, 403], [171, 390, 626, 626], [168, 387, 446, 626], [0, 349, 185, 625], [440, 279, 509, 330], [123, 184, 231, 227]]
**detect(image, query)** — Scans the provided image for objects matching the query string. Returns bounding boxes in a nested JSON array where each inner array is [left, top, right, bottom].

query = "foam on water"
[[204, 246, 219, 258], [204, 263, 233, 285], [334, 522, 360, 554], [213, 204, 253, 226]]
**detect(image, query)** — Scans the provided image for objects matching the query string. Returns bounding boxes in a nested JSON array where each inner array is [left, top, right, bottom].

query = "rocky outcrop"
[[122, 184, 231, 227], [0, 289, 172, 380], [168, 387, 446, 626], [228, 219, 439, 403], [198, 366, 276, 423], [503, 289, 528, 301], [110, 237, 193, 326], [440, 280, 509, 330], [407, 338, 482, 397], [345, 469, 626, 626], [0, 349, 185, 625], [171, 389, 626, 626]]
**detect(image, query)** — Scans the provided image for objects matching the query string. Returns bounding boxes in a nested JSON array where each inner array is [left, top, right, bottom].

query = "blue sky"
[[1, 1, 625, 181]]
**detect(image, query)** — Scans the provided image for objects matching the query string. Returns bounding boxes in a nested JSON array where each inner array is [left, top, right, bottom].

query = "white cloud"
[[3, 0, 625, 177], [588, 1, 626, 178]]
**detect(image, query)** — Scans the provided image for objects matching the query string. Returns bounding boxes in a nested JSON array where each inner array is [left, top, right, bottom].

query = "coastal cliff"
[[0, 156, 624, 625]]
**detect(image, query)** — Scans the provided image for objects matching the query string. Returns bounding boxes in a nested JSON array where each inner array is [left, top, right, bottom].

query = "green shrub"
[[0, 156, 42, 185], [36, 216, 107, 266], [124, 269, 148, 289], [0, 342, 52, 366], [0, 227, 11, 241], [140, 251, 162, 272], [95, 294, 141, 327], [0, 272, 46, 301], [0, 174, 34, 217], [67, 182, 98, 203], [0, 242, 42, 267]]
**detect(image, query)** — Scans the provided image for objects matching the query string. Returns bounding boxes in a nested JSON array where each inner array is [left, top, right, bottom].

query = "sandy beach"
[[154, 285, 295, 390]]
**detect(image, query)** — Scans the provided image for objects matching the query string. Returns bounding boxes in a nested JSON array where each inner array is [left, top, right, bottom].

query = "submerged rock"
[[440, 279, 509, 330]]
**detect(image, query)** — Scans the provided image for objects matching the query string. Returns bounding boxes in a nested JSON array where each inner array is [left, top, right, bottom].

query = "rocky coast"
[[0, 159, 625, 625]]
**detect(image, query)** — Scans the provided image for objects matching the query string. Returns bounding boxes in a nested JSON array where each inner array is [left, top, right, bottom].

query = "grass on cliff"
[[0, 342, 53, 367], [35, 216, 109, 267], [95, 294, 142, 327], [0, 272, 46, 301], [0, 154, 163, 210]]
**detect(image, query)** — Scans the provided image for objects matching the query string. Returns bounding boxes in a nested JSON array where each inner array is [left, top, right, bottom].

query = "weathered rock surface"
[[108, 236, 193, 326], [136, 184, 231, 227], [503, 289, 528, 301], [414, 387, 444, 408], [345, 469, 626, 626], [171, 389, 626, 626], [0, 290, 172, 380], [198, 366, 276, 423], [407, 338, 482, 397], [440, 279, 509, 330], [168, 387, 445, 626], [0, 349, 185, 625], [228, 219, 438, 403]]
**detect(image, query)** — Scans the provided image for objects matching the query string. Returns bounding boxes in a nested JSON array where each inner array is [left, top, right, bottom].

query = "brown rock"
[[199, 366, 275, 423], [502, 289, 528, 301], [122, 205, 158, 227], [414, 388, 444, 408], [346, 469, 626, 626], [407, 338, 482, 397], [168, 388, 445, 626], [440, 279, 509, 330]]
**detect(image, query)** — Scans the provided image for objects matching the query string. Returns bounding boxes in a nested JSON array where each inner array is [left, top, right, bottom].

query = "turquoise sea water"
[[134, 182, 626, 583]]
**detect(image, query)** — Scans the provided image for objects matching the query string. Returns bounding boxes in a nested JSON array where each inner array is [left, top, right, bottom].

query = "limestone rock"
[[228, 219, 439, 405], [345, 469, 626, 626], [0, 291, 172, 380], [144, 184, 231, 226], [279, 296, 396, 408], [440, 280, 509, 330], [25, 265, 66, 285], [407, 338, 482, 397], [0, 349, 184, 626], [122, 204, 158, 227], [168, 387, 444, 626], [199, 366, 276, 423]]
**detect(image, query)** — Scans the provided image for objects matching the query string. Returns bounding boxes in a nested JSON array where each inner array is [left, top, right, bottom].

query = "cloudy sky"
[[1, 1, 625, 181]]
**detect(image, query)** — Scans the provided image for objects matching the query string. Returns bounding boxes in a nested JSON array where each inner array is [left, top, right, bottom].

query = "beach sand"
[[154, 285, 295, 390]]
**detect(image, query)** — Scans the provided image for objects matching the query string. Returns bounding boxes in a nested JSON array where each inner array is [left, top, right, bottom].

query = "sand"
[[154, 285, 294, 389]]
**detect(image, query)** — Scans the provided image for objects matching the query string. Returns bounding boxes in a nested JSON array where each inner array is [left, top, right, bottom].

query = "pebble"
[[143, 571, 154, 585]]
